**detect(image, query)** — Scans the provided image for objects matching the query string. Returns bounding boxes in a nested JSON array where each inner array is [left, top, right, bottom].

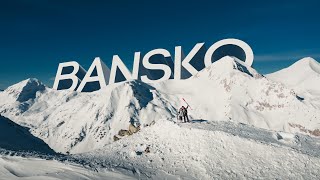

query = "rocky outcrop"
[[114, 124, 141, 141]]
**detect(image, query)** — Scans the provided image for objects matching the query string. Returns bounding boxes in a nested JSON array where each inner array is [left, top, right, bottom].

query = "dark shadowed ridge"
[[0, 115, 55, 154]]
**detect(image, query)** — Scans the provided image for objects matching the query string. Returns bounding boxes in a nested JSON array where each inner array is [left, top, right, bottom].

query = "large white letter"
[[204, 38, 254, 67], [109, 52, 141, 84], [77, 57, 110, 92], [53, 61, 82, 91], [174, 43, 205, 79], [141, 49, 172, 83]]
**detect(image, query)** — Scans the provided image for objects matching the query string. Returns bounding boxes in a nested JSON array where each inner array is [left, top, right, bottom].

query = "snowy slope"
[[267, 57, 320, 108], [151, 57, 320, 133], [0, 56, 320, 155], [267, 57, 320, 95], [0, 56, 320, 179], [0, 155, 134, 180], [0, 79, 176, 154], [75, 119, 320, 179], [2, 78, 45, 103], [1, 119, 320, 179]]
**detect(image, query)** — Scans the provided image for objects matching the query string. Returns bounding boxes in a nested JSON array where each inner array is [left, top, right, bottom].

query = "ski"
[[182, 98, 192, 110]]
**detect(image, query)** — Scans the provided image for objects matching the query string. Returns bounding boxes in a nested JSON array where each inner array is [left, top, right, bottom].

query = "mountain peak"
[[291, 57, 320, 74], [193, 56, 259, 79], [267, 57, 320, 93], [4, 78, 46, 102], [267, 57, 320, 78]]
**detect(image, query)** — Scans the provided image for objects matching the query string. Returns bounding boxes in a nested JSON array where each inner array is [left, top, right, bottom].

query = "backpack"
[[179, 108, 184, 116], [182, 107, 187, 115]]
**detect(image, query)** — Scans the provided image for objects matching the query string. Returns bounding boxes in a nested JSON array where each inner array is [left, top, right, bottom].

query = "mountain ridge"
[[267, 57, 320, 94], [0, 57, 320, 154]]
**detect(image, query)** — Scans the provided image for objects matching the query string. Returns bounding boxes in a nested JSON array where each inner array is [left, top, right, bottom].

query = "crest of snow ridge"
[[193, 56, 260, 79], [3, 78, 46, 102], [266, 57, 320, 94]]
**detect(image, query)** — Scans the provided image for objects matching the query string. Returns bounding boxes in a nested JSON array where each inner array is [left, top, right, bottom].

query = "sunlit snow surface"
[[1, 119, 320, 179], [0, 56, 320, 179], [0, 155, 134, 180]]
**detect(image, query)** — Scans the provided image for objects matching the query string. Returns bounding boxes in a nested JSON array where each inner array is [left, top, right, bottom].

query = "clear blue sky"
[[0, 0, 320, 89]]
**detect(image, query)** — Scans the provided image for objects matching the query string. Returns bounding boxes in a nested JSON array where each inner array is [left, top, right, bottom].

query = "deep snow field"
[[0, 56, 320, 179]]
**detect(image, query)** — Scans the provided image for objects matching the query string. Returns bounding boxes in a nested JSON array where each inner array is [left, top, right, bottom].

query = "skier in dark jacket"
[[179, 105, 189, 123]]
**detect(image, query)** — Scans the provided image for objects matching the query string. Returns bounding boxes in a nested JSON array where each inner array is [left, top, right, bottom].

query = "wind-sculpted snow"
[[0, 56, 320, 155]]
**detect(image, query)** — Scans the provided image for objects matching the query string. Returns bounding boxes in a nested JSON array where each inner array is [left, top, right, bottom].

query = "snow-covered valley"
[[0, 56, 320, 179]]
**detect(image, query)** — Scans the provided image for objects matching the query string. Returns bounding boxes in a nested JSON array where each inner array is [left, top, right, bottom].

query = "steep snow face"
[[2, 78, 45, 102], [0, 56, 320, 154], [0, 80, 177, 154], [267, 57, 320, 94], [0, 78, 46, 116]]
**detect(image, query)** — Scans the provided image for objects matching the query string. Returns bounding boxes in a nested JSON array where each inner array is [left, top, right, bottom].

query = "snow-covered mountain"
[[0, 56, 320, 154], [1, 56, 320, 179], [3, 78, 46, 103], [267, 57, 320, 94], [267, 57, 320, 109]]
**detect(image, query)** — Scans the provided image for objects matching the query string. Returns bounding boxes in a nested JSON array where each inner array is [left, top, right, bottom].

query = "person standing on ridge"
[[177, 107, 183, 122], [178, 105, 190, 123]]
